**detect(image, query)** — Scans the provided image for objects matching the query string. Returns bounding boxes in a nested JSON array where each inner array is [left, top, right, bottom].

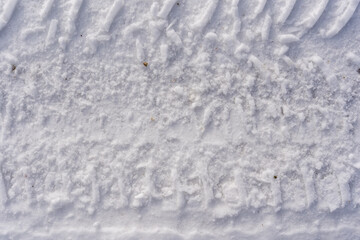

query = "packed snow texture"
[[0, 0, 360, 239]]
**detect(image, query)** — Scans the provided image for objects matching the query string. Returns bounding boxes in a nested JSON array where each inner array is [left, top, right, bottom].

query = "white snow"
[[0, 155, 7, 210], [0, 0, 360, 239], [166, 28, 182, 47], [59, 0, 83, 48], [157, 0, 177, 19], [0, 0, 18, 32], [101, 0, 124, 33], [41, 0, 55, 21], [301, 167, 316, 207], [45, 19, 58, 47], [230, 0, 241, 37], [321, 0, 360, 38], [261, 14, 272, 41], [190, 0, 219, 32], [252, 0, 267, 19], [295, 0, 329, 37], [276, 0, 297, 25]]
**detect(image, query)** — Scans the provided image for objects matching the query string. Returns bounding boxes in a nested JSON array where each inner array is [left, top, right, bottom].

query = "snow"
[[190, 0, 219, 32], [277, 34, 299, 44], [41, 0, 55, 21], [0, 154, 7, 210], [0, 0, 360, 239], [321, 0, 360, 38], [261, 14, 272, 42], [100, 0, 124, 33], [0, 0, 18, 32], [158, 0, 177, 19], [276, 0, 297, 25], [346, 52, 360, 66], [252, 0, 267, 20], [45, 19, 58, 47], [294, 0, 330, 37]]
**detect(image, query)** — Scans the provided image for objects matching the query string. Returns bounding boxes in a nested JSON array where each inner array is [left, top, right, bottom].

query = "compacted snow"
[[0, 0, 360, 239]]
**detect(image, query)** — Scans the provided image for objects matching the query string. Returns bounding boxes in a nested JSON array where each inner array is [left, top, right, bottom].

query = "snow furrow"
[[277, 0, 297, 25], [101, 0, 124, 33], [252, 0, 267, 19], [321, 0, 360, 38], [295, 0, 329, 37], [230, 0, 241, 37], [334, 166, 353, 207], [346, 52, 360, 65], [1, 97, 14, 142], [123, 21, 144, 38], [41, 0, 55, 21], [0, 155, 7, 211], [65, 0, 83, 35], [157, 0, 177, 19], [59, 0, 83, 48], [135, 38, 144, 61], [45, 19, 58, 47], [261, 14, 272, 41], [248, 55, 270, 81], [339, 180, 351, 207], [315, 168, 342, 212], [301, 167, 316, 207], [166, 28, 182, 47], [190, 0, 219, 32], [234, 170, 247, 207], [271, 177, 282, 208], [0, 0, 19, 32]]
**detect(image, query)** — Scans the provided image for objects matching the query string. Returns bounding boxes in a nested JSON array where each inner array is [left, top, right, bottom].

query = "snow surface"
[[0, 0, 360, 239]]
